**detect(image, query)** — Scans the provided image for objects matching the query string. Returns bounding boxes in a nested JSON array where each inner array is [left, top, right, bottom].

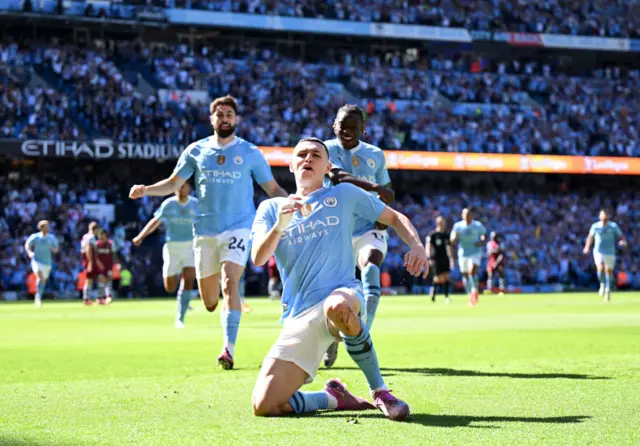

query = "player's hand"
[[129, 185, 146, 200], [619, 240, 627, 248], [97, 260, 104, 270], [275, 196, 303, 231], [375, 186, 394, 204], [27, 251, 34, 259], [132, 236, 142, 247], [404, 245, 429, 278], [87, 263, 93, 273], [475, 240, 485, 247]]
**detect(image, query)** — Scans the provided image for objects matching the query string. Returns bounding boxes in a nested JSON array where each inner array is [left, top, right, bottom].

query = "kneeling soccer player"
[[250, 138, 429, 421]]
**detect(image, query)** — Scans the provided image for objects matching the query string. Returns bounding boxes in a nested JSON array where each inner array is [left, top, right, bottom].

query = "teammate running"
[[451, 208, 486, 306], [485, 232, 506, 295], [133, 182, 198, 328], [323, 104, 395, 368], [129, 95, 287, 368], [24, 220, 59, 308], [81, 222, 101, 305], [583, 209, 627, 302], [426, 216, 454, 304], [95, 229, 117, 305], [250, 137, 428, 421]]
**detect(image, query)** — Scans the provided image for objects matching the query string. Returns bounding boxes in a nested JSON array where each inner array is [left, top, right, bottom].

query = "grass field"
[[1, 293, 640, 445]]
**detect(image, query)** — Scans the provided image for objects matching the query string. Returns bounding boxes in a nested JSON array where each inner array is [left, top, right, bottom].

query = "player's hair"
[[436, 216, 445, 225], [37, 220, 49, 230], [297, 137, 329, 157], [599, 208, 609, 216], [89, 221, 98, 230], [337, 104, 366, 123], [209, 95, 238, 115]]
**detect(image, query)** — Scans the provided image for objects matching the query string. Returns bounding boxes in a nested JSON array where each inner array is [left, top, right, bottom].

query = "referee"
[[426, 216, 454, 303]]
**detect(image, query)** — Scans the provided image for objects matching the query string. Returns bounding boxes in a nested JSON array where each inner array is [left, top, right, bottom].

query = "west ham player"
[[250, 138, 428, 421], [485, 232, 506, 295], [81, 222, 101, 305], [426, 216, 454, 304], [129, 95, 287, 369], [133, 182, 198, 328], [95, 229, 117, 305], [24, 220, 59, 308], [267, 256, 282, 300], [451, 208, 486, 306], [323, 104, 395, 368], [583, 209, 627, 302]]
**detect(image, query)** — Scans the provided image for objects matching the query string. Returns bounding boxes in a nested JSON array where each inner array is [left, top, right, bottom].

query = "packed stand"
[[176, 0, 640, 38], [385, 184, 640, 291]]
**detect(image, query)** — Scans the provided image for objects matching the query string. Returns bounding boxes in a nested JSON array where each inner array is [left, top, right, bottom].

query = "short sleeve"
[[154, 200, 168, 220], [376, 153, 391, 186], [251, 199, 277, 241], [26, 234, 36, 248], [344, 184, 385, 223], [52, 236, 59, 249], [450, 223, 459, 237], [173, 147, 196, 180], [251, 149, 274, 185], [478, 222, 487, 235], [614, 223, 623, 237], [588, 224, 596, 237]]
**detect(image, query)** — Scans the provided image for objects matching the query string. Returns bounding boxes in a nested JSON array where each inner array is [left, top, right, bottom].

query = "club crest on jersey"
[[181, 209, 186, 215], [217, 155, 226, 165], [352, 156, 360, 167], [367, 158, 376, 169], [233, 156, 244, 165], [323, 197, 338, 208]]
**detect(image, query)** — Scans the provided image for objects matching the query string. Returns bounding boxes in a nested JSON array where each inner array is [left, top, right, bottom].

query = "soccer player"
[[129, 95, 287, 368], [81, 222, 101, 305], [583, 209, 627, 302], [450, 208, 486, 306], [133, 182, 198, 328], [426, 216, 454, 304], [24, 220, 59, 308], [485, 231, 506, 295], [323, 104, 395, 368], [267, 256, 282, 300], [250, 137, 428, 421], [95, 229, 117, 305]]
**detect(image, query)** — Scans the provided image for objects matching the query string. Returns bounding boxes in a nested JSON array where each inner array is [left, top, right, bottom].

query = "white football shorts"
[[593, 252, 616, 269], [31, 260, 52, 281], [352, 229, 388, 266], [162, 241, 195, 278], [193, 228, 250, 279], [458, 254, 482, 274]]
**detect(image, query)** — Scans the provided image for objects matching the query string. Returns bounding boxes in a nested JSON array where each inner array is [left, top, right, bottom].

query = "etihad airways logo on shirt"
[[282, 216, 340, 246], [202, 169, 242, 184]]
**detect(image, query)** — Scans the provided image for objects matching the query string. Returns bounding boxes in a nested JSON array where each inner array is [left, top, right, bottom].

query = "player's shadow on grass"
[[316, 413, 591, 428], [330, 366, 610, 380]]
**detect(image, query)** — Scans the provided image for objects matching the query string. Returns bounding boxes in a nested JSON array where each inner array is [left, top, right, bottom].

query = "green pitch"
[[1, 293, 640, 445]]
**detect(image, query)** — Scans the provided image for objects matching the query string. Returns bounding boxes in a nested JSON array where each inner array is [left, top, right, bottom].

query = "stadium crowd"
[[1, 40, 638, 157], [2, 162, 640, 298], [175, 0, 640, 38]]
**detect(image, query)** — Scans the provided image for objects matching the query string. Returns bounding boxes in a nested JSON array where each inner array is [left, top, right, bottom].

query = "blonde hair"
[[37, 220, 49, 230]]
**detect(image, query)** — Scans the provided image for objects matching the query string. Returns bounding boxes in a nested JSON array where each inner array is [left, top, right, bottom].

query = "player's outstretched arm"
[[24, 240, 34, 259], [259, 180, 288, 199], [133, 217, 162, 247], [252, 197, 302, 266], [328, 168, 394, 203], [129, 174, 186, 199], [377, 207, 428, 278]]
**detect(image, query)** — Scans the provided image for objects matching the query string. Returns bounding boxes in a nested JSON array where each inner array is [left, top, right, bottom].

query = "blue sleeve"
[[345, 184, 385, 223], [251, 149, 274, 185], [588, 224, 596, 237], [376, 153, 391, 186], [615, 223, 623, 238], [479, 222, 487, 235], [173, 147, 196, 180], [26, 234, 36, 248], [251, 200, 277, 241], [153, 201, 168, 220], [52, 236, 59, 249]]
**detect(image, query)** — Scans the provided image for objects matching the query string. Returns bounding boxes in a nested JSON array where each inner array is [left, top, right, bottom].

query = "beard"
[[215, 124, 236, 138]]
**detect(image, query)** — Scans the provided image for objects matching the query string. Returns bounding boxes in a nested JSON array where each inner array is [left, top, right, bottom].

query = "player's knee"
[[325, 298, 359, 336], [205, 301, 218, 313], [252, 395, 276, 417]]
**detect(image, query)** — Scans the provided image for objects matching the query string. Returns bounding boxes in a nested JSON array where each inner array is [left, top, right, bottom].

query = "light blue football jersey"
[[154, 196, 198, 242], [26, 232, 59, 265], [251, 183, 386, 321], [324, 139, 391, 237], [174, 136, 274, 237], [589, 221, 623, 255], [451, 220, 486, 257]]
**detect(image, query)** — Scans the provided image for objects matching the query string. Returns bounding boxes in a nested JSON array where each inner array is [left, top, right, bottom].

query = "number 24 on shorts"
[[228, 237, 246, 252]]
